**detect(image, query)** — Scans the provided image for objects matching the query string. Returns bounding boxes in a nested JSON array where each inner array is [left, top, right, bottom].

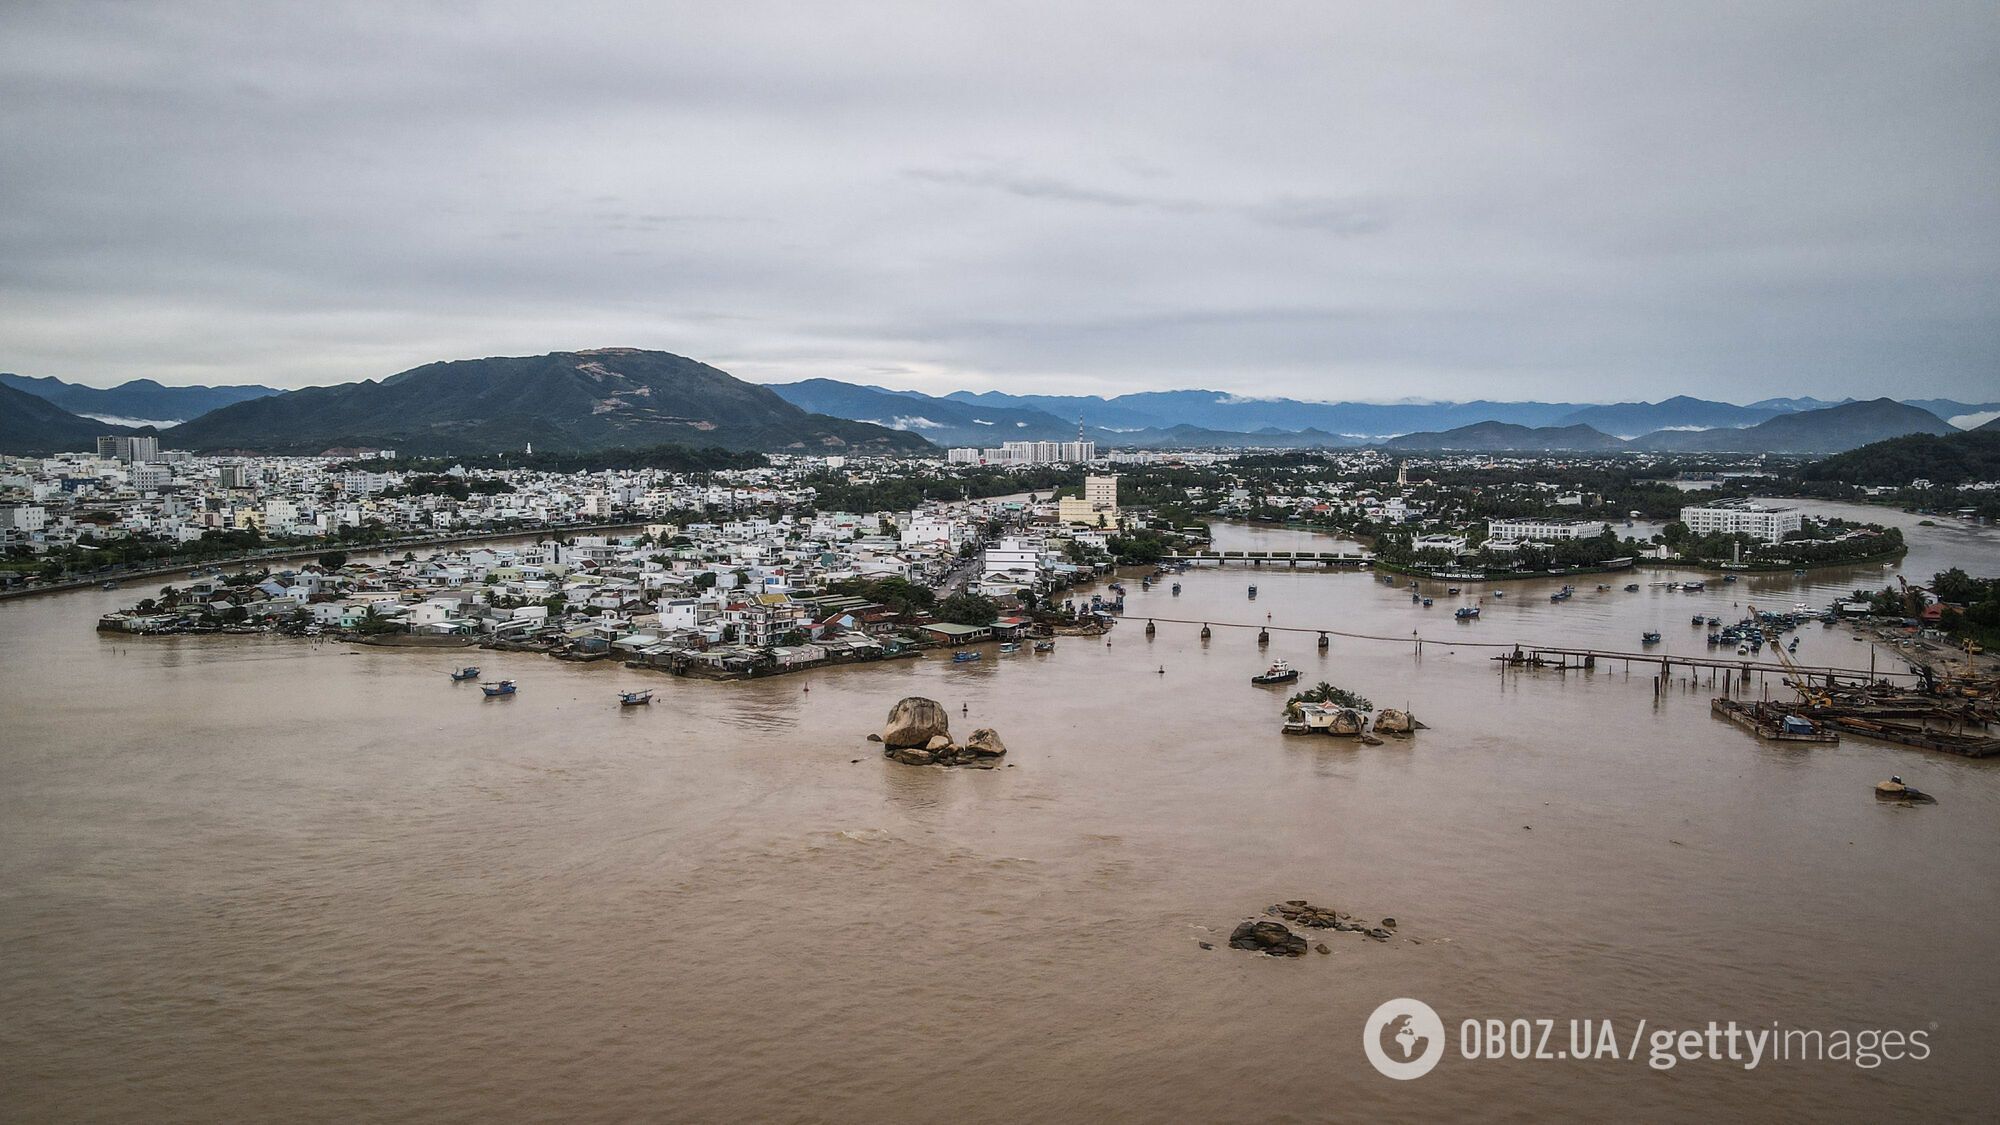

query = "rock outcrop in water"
[[883, 697, 951, 749], [1228, 920, 1308, 956], [876, 699, 1009, 768], [1264, 900, 1395, 942]]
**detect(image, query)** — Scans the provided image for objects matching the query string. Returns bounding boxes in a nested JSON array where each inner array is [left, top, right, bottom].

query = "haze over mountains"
[[3, 350, 1995, 457], [0, 373, 276, 426]]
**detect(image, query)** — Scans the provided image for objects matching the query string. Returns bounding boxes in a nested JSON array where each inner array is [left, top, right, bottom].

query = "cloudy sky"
[[2, 1, 1995, 402]]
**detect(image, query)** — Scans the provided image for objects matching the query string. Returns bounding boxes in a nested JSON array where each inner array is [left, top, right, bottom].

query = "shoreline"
[[0, 521, 648, 603]]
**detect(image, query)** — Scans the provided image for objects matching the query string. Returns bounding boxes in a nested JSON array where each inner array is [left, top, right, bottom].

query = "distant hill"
[[1903, 399, 2000, 426], [1380, 421, 1623, 452], [768, 380, 1370, 448], [1748, 396, 1851, 412], [1554, 395, 1781, 437], [0, 382, 133, 454], [939, 388, 1581, 437], [0, 373, 278, 424], [768, 379, 1081, 445], [1629, 398, 1955, 453], [1802, 429, 2000, 487], [165, 349, 931, 455]]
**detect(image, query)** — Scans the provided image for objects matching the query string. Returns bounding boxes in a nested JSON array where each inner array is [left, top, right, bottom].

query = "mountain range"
[[164, 350, 929, 455], [1385, 398, 1957, 454], [0, 382, 140, 454], [4, 353, 1993, 457], [0, 373, 277, 425]]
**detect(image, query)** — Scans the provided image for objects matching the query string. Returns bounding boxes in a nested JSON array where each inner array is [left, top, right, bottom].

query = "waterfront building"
[[1679, 501, 1804, 544], [1485, 518, 1610, 542]]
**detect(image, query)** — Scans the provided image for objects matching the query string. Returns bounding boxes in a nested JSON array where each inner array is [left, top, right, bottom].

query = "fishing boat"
[[1493, 590, 1504, 598], [480, 679, 517, 697], [1252, 660, 1300, 685], [1446, 586, 1461, 595], [450, 666, 481, 681], [1641, 631, 1662, 645], [1683, 580, 1706, 591], [101, 581, 118, 590], [1692, 614, 1708, 626], [1247, 585, 1258, 599], [619, 689, 653, 706], [1454, 606, 1480, 619], [1623, 583, 1640, 592], [998, 642, 1021, 654], [1421, 597, 1434, 608], [952, 651, 982, 663], [1033, 640, 1055, 652], [1411, 592, 1421, 603], [1171, 583, 1181, 596], [1722, 574, 1738, 583]]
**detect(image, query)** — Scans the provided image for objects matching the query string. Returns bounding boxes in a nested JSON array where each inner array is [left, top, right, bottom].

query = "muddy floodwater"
[[3, 513, 1998, 1122]]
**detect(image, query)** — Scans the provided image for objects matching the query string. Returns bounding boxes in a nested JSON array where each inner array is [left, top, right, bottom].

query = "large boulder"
[[1228, 920, 1307, 957], [963, 728, 1007, 757], [882, 697, 951, 749], [1374, 709, 1414, 735]]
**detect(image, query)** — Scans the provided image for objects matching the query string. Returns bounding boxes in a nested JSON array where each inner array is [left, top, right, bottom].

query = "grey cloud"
[[0, 1, 1994, 401]]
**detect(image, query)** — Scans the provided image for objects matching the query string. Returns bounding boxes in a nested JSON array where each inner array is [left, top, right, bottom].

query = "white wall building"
[[1680, 503, 1803, 544], [1485, 518, 1610, 542]]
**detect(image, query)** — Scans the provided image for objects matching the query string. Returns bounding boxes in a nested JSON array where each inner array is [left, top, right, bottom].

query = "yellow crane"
[[1749, 603, 1831, 707]]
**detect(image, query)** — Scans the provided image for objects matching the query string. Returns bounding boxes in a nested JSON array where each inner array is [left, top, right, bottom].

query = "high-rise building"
[[96, 435, 159, 463]]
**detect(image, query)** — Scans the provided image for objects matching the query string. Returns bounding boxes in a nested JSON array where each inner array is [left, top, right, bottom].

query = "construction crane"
[[1749, 603, 1832, 707]]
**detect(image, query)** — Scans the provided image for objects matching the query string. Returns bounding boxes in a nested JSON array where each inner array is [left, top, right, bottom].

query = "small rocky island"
[[873, 696, 1008, 768], [1225, 900, 1399, 957]]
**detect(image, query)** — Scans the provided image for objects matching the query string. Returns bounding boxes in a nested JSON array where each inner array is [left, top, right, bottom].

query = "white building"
[[981, 536, 1047, 587], [1485, 518, 1610, 542], [1680, 502, 1803, 544]]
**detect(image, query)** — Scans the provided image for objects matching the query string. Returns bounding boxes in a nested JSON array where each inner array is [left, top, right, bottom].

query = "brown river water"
[[3, 512, 1997, 1122]]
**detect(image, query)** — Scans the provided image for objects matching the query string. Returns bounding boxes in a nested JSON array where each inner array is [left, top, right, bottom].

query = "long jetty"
[[1124, 614, 1926, 686], [1163, 551, 1374, 567]]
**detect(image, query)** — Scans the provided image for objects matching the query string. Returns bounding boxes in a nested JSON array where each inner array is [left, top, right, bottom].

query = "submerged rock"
[[882, 697, 951, 749], [1228, 920, 1308, 957]]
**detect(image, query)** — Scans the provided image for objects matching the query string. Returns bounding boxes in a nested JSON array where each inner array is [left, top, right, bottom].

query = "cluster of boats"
[[1701, 610, 1817, 655], [449, 665, 651, 706], [952, 639, 1056, 663]]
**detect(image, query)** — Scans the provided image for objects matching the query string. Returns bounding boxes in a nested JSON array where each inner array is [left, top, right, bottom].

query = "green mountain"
[[1380, 421, 1624, 452], [0, 382, 133, 454], [0, 373, 279, 423], [1630, 398, 1955, 453], [1802, 429, 2000, 487], [165, 349, 932, 455]]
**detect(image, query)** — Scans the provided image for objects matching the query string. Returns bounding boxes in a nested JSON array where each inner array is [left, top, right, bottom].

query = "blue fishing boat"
[[619, 689, 652, 706], [1641, 632, 1662, 645], [952, 651, 981, 663], [998, 642, 1021, 654], [480, 679, 517, 697], [1171, 582, 1181, 596], [1247, 585, 1258, 598], [1421, 597, 1434, 607], [1455, 606, 1480, 619], [450, 666, 481, 682]]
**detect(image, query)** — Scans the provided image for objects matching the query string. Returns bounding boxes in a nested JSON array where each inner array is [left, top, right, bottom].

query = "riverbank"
[[0, 521, 647, 602]]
